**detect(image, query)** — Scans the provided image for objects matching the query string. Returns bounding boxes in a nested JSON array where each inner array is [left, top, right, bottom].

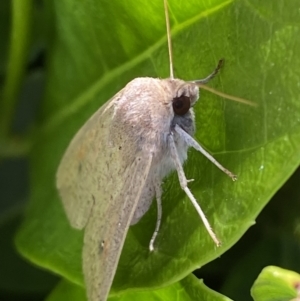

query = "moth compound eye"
[[172, 95, 191, 116]]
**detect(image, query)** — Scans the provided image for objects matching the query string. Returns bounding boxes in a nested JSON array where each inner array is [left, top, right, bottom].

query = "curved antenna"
[[192, 59, 224, 84], [164, 0, 174, 79], [191, 59, 257, 107]]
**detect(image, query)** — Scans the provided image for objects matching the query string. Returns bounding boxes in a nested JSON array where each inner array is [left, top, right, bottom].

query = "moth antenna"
[[193, 59, 224, 85], [164, 0, 174, 79], [191, 60, 257, 107], [198, 84, 258, 107]]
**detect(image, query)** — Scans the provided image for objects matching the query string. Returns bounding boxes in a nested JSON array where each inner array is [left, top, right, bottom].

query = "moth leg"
[[168, 132, 221, 247], [149, 180, 162, 252], [174, 125, 237, 181]]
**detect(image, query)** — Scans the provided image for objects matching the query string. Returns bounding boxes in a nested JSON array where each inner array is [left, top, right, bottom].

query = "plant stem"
[[0, 0, 33, 140]]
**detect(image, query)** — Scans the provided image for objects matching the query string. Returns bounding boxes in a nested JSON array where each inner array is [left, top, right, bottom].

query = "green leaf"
[[251, 266, 300, 301], [46, 274, 232, 301], [15, 0, 300, 298]]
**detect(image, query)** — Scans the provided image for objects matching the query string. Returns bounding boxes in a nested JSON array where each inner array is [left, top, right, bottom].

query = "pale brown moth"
[[55, 1, 249, 301]]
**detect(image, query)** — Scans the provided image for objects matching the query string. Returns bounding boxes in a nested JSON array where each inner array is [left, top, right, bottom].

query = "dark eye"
[[172, 95, 191, 115]]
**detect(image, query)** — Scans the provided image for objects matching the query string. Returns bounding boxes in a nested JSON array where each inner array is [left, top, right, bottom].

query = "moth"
[[56, 1, 240, 301]]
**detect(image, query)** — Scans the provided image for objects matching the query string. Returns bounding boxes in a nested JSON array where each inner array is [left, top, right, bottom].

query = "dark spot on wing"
[[99, 240, 105, 254]]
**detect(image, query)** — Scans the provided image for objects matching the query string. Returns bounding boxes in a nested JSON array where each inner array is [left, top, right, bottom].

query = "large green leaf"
[[15, 0, 300, 299], [46, 275, 232, 301]]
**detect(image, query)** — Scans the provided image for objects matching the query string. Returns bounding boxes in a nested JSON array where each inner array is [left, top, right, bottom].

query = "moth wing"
[[56, 94, 119, 229], [83, 152, 153, 301], [56, 89, 153, 301]]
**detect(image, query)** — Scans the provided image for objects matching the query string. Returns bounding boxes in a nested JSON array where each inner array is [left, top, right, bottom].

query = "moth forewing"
[[56, 95, 120, 230]]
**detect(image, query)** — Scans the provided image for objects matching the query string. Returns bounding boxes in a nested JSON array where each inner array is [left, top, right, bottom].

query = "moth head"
[[169, 59, 224, 116], [168, 80, 199, 137], [172, 82, 199, 116]]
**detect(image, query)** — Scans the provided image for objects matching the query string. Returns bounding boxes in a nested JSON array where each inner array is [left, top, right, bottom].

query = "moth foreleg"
[[174, 125, 237, 181], [168, 132, 221, 247]]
